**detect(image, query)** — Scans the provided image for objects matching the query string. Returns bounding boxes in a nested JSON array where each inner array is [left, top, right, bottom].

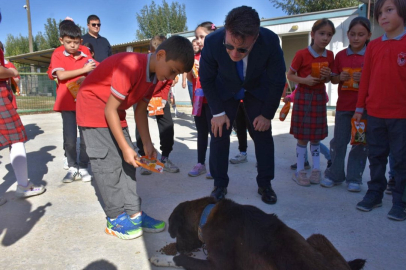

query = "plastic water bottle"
[[192, 88, 204, 116]]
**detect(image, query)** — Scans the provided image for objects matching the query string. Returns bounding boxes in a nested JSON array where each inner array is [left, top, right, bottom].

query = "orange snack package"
[[351, 119, 367, 145], [279, 102, 291, 121], [192, 64, 199, 78], [311, 62, 329, 78], [148, 97, 164, 116], [10, 77, 20, 96], [135, 156, 164, 173], [66, 80, 81, 100], [342, 67, 362, 91]]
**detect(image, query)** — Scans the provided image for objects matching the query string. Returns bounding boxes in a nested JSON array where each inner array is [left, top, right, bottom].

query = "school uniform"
[[50, 49, 94, 168], [289, 46, 334, 141], [76, 52, 156, 218], [325, 46, 368, 184], [4, 60, 20, 109], [0, 49, 27, 147]]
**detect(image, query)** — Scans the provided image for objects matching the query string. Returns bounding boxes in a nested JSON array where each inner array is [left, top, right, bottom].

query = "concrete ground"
[[0, 107, 404, 270]]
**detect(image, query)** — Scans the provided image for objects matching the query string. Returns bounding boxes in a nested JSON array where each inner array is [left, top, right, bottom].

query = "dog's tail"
[[347, 259, 366, 270]]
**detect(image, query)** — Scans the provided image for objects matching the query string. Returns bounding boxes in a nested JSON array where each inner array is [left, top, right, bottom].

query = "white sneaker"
[[63, 167, 79, 183], [63, 157, 69, 170], [16, 182, 46, 198], [229, 153, 248, 164], [0, 197, 7, 206], [78, 168, 92, 182]]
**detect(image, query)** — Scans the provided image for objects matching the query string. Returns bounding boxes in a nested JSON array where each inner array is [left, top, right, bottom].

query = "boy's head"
[[149, 35, 167, 53], [59, 23, 82, 54], [374, 0, 406, 26], [153, 36, 194, 81]]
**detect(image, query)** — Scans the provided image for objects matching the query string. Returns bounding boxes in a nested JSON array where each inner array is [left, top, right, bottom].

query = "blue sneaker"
[[105, 212, 143, 240], [347, 182, 361, 192], [130, 211, 165, 233], [320, 177, 342, 188]]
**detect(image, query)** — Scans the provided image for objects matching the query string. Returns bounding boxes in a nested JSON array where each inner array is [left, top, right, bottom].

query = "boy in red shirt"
[[76, 36, 193, 239], [354, 0, 406, 221], [50, 23, 96, 183], [135, 35, 179, 175]]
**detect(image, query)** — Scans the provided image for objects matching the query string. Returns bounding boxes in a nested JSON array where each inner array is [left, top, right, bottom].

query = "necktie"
[[234, 60, 245, 100]]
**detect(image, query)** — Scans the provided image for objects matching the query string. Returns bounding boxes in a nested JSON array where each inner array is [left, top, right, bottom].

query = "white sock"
[[130, 212, 142, 219], [296, 144, 307, 173], [10, 142, 29, 186], [311, 143, 320, 170]]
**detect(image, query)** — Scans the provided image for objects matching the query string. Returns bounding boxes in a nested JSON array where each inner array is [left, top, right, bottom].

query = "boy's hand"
[[353, 72, 361, 82], [122, 147, 139, 168], [303, 75, 320, 86], [182, 81, 186, 88], [143, 143, 157, 159], [83, 61, 96, 73], [352, 112, 362, 124], [340, 71, 351, 82], [283, 96, 291, 103]]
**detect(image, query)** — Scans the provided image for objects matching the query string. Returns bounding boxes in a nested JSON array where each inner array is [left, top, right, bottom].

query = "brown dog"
[[168, 197, 366, 270]]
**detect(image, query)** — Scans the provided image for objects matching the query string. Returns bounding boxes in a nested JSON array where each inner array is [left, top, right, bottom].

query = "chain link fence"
[[16, 73, 56, 114]]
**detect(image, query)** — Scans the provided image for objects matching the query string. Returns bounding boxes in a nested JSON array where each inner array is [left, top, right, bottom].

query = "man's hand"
[[211, 114, 230, 137], [253, 115, 271, 132], [122, 147, 139, 167]]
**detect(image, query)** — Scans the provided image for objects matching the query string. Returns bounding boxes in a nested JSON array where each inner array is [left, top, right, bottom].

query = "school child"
[[354, 0, 406, 221], [76, 36, 194, 239], [50, 23, 96, 183], [287, 18, 335, 187], [135, 35, 179, 175], [320, 17, 371, 192], [187, 22, 217, 178], [284, 87, 332, 170], [0, 13, 45, 206]]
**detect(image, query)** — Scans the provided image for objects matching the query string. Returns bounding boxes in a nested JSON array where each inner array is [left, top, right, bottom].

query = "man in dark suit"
[[199, 6, 286, 204]]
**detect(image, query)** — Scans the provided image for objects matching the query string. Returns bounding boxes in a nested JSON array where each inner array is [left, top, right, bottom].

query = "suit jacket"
[[199, 27, 286, 119]]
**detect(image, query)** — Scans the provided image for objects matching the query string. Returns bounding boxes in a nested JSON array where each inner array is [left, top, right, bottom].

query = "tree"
[[44, 18, 60, 48], [269, 0, 360, 15], [136, 0, 187, 40], [34, 32, 49, 51], [4, 34, 30, 57]]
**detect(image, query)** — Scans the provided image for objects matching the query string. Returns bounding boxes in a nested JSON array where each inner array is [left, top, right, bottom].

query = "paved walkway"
[[0, 107, 404, 270]]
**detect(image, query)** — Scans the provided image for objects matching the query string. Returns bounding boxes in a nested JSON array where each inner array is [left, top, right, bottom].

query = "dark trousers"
[[232, 102, 254, 152], [209, 92, 275, 188], [136, 102, 174, 157], [194, 103, 212, 164], [366, 115, 406, 207]]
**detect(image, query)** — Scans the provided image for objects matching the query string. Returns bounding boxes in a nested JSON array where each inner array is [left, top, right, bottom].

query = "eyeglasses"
[[91, 23, 101, 27], [223, 40, 249, 54]]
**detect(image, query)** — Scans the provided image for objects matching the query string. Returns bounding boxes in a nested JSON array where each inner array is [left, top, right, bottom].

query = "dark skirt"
[[290, 85, 328, 141], [0, 82, 27, 147]]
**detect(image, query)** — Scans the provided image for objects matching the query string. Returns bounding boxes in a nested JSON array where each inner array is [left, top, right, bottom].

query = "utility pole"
[[24, 0, 33, 53]]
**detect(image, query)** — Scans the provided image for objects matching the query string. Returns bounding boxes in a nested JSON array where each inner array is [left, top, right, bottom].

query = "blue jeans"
[[325, 111, 368, 184], [366, 115, 406, 207], [62, 111, 88, 168], [187, 81, 193, 104], [304, 142, 330, 162]]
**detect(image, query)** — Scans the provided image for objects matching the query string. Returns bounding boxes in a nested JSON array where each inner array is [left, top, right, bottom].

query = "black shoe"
[[387, 205, 406, 221], [385, 177, 395, 195], [327, 160, 332, 168], [210, 187, 227, 201], [356, 193, 382, 212], [258, 186, 277, 204], [290, 161, 311, 170]]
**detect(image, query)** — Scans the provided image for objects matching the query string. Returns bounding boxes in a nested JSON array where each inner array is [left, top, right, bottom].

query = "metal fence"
[[16, 73, 56, 114]]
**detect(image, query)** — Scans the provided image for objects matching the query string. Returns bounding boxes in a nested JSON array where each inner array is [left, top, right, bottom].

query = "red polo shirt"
[[356, 34, 406, 118], [153, 80, 172, 100], [50, 49, 94, 111], [290, 46, 334, 89], [76, 52, 157, 128], [0, 49, 7, 82], [191, 52, 207, 104], [332, 47, 365, 111]]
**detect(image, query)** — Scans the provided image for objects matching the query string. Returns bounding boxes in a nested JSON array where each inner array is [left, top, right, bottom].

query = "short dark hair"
[[150, 35, 167, 52], [224, 6, 260, 42], [59, 19, 75, 31], [310, 18, 336, 45], [60, 23, 82, 39], [87, 15, 100, 24], [374, 0, 406, 25], [156, 36, 194, 72]]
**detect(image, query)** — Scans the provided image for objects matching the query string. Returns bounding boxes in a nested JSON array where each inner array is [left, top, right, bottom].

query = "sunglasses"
[[91, 23, 101, 27], [223, 40, 249, 54]]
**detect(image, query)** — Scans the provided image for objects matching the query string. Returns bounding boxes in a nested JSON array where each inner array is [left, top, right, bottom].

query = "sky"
[[0, 0, 286, 48]]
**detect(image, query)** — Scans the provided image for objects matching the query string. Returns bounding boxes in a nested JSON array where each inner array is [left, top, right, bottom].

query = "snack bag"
[[192, 59, 199, 78], [10, 77, 20, 96], [342, 67, 362, 91], [351, 119, 367, 145], [148, 97, 164, 116], [311, 62, 329, 78], [135, 156, 164, 173], [279, 102, 291, 121], [66, 80, 81, 100]]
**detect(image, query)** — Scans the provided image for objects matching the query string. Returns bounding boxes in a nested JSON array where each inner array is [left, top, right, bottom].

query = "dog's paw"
[[149, 255, 184, 268]]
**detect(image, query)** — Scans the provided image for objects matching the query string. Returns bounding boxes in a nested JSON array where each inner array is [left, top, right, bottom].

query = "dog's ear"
[[168, 203, 186, 238]]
